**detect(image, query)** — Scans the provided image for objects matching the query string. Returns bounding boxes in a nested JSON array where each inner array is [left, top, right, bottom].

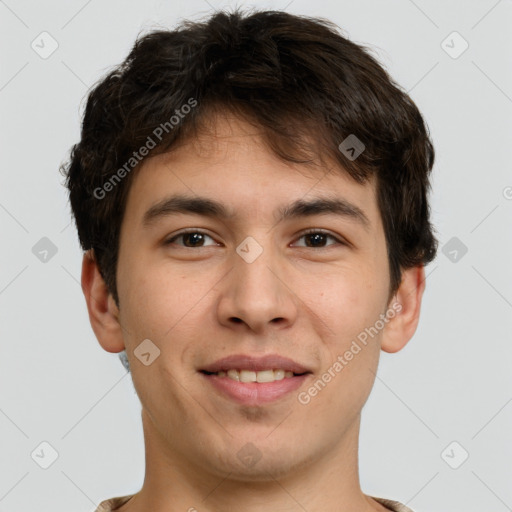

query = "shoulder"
[[371, 495, 417, 512], [94, 494, 135, 512]]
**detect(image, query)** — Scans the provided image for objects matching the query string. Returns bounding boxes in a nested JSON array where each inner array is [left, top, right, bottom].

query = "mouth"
[[198, 354, 313, 405], [200, 368, 309, 381], [199, 371, 312, 405]]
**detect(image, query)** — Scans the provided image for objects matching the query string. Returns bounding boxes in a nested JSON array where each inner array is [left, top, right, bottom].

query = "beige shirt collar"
[[94, 494, 416, 512]]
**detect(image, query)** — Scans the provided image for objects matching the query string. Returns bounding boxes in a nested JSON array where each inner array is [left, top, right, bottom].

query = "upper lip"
[[200, 354, 312, 374]]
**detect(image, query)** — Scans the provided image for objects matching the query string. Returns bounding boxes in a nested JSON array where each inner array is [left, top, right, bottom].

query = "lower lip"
[[200, 372, 310, 405]]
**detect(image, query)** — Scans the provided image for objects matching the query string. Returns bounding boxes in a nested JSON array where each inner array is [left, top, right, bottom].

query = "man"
[[61, 8, 437, 512]]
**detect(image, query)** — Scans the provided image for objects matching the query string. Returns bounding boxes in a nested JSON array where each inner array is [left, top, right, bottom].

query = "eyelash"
[[164, 228, 346, 248]]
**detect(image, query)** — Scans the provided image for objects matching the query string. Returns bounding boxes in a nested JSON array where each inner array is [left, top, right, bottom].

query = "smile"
[[200, 370, 311, 405]]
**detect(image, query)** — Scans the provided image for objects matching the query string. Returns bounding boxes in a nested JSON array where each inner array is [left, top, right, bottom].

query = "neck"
[[117, 409, 385, 512]]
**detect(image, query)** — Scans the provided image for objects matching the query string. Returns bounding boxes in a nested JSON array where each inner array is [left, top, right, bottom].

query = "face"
[[113, 113, 395, 480]]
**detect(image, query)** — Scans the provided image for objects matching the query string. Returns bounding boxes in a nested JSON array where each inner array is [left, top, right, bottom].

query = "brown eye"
[[165, 230, 217, 248], [293, 230, 344, 248]]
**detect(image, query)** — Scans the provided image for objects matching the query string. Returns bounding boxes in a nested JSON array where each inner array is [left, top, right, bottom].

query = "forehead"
[[124, 113, 380, 229]]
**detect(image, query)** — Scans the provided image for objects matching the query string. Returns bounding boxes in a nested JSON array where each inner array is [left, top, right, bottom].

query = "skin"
[[82, 112, 425, 512]]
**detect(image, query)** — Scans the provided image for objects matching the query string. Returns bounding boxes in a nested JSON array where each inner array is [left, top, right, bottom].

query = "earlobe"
[[81, 249, 125, 353], [380, 265, 426, 354]]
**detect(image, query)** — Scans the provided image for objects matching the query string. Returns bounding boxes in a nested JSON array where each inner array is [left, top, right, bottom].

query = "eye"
[[163, 229, 346, 249], [164, 230, 219, 248], [292, 229, 345, 248]]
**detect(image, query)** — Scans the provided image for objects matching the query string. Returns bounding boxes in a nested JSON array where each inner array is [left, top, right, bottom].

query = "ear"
[[381, 265, 426, 353], [81, 249, 125, 353]]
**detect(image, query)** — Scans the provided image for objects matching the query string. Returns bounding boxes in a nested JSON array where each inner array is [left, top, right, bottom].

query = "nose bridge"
[[217, 233, 297, 332], [236, 235, 278, 293]]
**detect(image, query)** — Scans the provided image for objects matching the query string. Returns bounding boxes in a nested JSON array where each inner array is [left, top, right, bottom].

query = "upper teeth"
[[216, 369, 295, 382]]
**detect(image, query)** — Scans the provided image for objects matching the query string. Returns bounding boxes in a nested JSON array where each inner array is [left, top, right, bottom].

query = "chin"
[[207, 443, 313, 483]]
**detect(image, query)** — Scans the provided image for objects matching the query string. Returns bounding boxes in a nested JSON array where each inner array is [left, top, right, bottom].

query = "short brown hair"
[[61, 9, 438, 307]]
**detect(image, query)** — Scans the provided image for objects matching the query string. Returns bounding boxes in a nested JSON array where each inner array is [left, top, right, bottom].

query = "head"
[[62, 9, 437, 481]]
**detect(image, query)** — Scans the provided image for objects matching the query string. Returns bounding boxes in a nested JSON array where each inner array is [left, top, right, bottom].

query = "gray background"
[[1, 0, 511, 511]]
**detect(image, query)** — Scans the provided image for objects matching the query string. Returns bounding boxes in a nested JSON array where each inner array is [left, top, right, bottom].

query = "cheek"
[[116, 269, 167, 357], [305, 264, 385, 344], [301, 270, 386, 417], [119, 262, 218, 358], [118, 267, 202, 407]]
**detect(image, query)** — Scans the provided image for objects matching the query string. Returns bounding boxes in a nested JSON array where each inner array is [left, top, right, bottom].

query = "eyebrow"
[[142, 194, 370, 231]]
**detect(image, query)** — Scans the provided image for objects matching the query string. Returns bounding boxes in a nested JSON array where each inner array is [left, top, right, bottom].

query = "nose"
[[216, 238, 298, 334]]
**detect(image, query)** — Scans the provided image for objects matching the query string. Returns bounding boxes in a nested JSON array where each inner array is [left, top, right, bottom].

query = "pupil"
[[185, 233, 203, 247], [307, 233, 325, 247]]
